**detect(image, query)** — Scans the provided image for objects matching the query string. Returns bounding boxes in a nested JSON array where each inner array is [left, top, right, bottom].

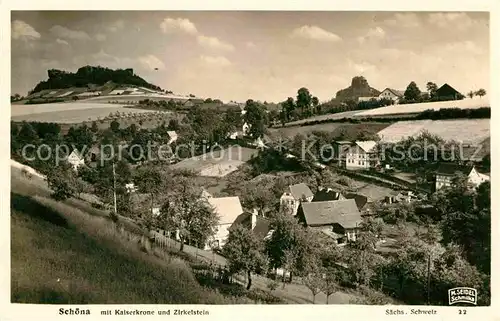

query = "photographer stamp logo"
[[448, 287, 477, 305]]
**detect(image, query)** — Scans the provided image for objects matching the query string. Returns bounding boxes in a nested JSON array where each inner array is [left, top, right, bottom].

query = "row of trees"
[[279, 88, 320, 124]]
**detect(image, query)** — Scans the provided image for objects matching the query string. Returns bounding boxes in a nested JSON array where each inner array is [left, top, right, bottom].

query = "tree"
[[303, 268, 323, 304], [296, 87, 312, 116], [282, 97, 296, 121], [467, 91, 475, 99], [241, 182, 277, 217], [322, 266, 342, 304], [437, 180, 490, 274], [223, 225, 267, 290], [46, 164, 79, 201], [244, 99, 267, 139], [312, 96, 319, 114], [475, 88, 486, 98], [426, 82, 438, 99], [159, 174, 219, 251], [404, 81, 422, 101], [110, 120, 121, 133], [17, 122, 39, 146], [90, 121, 99, 133], [167, 119, 180, 131], [134, 166, 164, 216], [266, 210, 320, 282]]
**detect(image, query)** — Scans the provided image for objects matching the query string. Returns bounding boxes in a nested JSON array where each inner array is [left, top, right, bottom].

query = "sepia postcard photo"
[[3, 2, 497, 320]]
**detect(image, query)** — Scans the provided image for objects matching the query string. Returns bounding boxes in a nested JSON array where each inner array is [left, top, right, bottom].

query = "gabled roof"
[[436, 162, 474, 176], [436, 83, 461, 96], [312, 188, 344, 202], [69, 149, 84, 159], [166, 130, 178, 139], [300, 199, 362, 229], [355, 141, 377, 153], [380, 88, 404, 97], [207, 196, 244, 225], [229, 212, 272, 239], [289, 183, 314, 200], [342, 193, 368, 210]]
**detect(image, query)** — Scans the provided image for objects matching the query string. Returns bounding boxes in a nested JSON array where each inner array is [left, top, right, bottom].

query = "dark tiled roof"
[[436, 83, 461, 97], [436, 163, 473, 176], [313, 188, 344, 202], [289, 183, 314, 200], [300, 199, 362, 229], [229, 212, 271, 239], [342, 193, 368, 210], [383, 88, 404, 97]]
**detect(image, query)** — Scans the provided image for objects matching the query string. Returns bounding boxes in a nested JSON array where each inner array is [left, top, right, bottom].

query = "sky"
[[11, 11, 490, 103]]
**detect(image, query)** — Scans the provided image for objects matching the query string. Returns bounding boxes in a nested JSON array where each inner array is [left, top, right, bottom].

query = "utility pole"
[[112, 162, 117, 216], [427, 253, 431, 305]]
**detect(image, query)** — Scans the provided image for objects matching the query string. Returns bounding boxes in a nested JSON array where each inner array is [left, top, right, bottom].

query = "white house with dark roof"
[[67, 150, 85, 171], [201, 191, 244, 250], [345, 141, 378, 170], [166, 130, 178, 144], [378, 88, 404, 103], [434, 163, 490, 192], [297, 198, 362, 244], [279, 183, 314, 215]]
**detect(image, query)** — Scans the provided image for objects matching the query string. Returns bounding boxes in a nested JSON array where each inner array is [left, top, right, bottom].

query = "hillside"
[[11, 168, 254, 304], [335, 76, 380, 102], [29, 66, 163, 95]]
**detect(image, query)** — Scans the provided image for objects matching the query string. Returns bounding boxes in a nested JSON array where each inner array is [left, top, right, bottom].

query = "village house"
[[166, 130, 178, 144], [202, 192, 245, 250], [312, 187, 368, 211], [67, 150, 85, 171], [296, 199, 363, 244], [333, 140, 353, 166], [183, 100, 196, 108], [378, 88, 404, 104], [345, 141, 379, 170], [279, 183, 314, 215], [230, 209, 273, 241], [242, 122, 251, 136], [312, 187, 345, 202], [434, 163, 490, 192], [125, 183, 137, 193], [385, 190, 414, 204], [435, 83, 464, 101]]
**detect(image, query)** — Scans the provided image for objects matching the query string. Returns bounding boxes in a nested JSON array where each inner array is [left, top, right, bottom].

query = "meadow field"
[[283, 110, 363, 126], [170, 147, 258, 177], [356, 97, 490, 117], [269, 123, 390, 140], [11, 102, 170, 124], [377, 119, 490, 144]]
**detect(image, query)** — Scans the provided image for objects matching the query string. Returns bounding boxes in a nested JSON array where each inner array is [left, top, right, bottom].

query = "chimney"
[[251, 209, 258, 230]]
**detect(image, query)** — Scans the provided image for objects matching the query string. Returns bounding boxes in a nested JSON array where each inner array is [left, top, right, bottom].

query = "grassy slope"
[[10, 171, 245, 304]]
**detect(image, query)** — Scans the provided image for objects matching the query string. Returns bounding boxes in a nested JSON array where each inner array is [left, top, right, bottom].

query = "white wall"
[[345, 152, 371, 169]]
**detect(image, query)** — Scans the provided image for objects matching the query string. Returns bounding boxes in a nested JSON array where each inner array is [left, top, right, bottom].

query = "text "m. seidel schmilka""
[[59, 308, 91, 315]]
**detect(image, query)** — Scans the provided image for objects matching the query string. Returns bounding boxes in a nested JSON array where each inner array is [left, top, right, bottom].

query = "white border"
[[1, 1, 499, 320]]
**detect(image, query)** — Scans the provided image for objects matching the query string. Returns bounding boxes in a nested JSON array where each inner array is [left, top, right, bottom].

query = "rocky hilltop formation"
[[335, 76, 380, 101], [30, 65, 162, 95]]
